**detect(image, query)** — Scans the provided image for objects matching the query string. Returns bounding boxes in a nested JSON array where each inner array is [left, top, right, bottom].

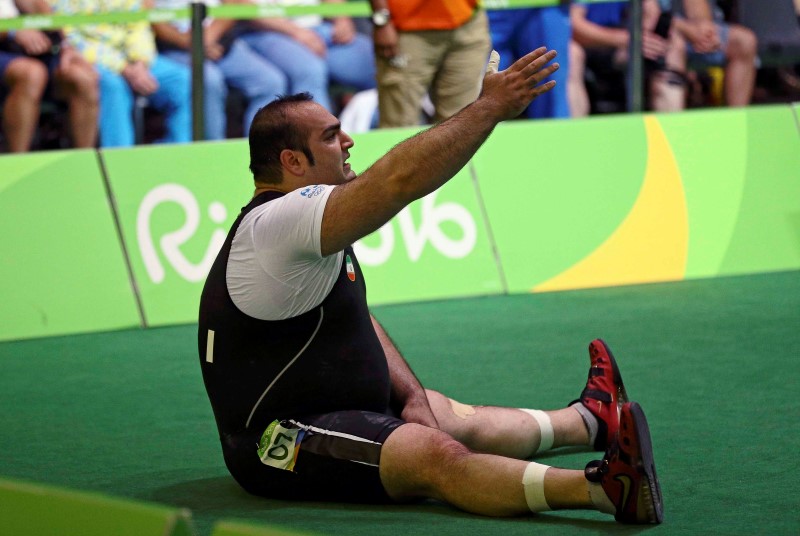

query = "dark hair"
[[248, 93, 316, 184]]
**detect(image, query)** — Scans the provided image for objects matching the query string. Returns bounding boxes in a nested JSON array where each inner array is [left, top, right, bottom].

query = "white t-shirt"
[[226, 184, 342, 320]]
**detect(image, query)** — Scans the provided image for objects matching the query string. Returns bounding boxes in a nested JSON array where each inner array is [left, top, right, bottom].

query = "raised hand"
[[479, 48, 559, 121]]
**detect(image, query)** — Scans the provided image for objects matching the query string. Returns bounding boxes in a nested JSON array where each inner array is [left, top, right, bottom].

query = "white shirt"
[[226, 184, 342, 320]]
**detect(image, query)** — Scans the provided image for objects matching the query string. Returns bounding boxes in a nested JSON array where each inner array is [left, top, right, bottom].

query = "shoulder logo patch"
[[346, 255, 356, 282], [300, 185, 325, 198]]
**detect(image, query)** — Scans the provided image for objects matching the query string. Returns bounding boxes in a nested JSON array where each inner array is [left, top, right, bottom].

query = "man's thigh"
[[0, 50, 24, 80], [431, 10, 492, 122], [228, 410, 404, 503], [217, 40, 285, 97], [149, 55, 190, 102], [240, 31, 325, 81], [377, 30, 447, 127], [327, 32, 376, 90]]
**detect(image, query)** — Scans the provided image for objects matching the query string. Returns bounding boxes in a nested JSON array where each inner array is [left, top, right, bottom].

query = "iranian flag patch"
[[346, 254, 356, 281]]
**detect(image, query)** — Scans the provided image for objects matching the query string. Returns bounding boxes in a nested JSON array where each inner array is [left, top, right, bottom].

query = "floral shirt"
[[48, 0, 155, 71]]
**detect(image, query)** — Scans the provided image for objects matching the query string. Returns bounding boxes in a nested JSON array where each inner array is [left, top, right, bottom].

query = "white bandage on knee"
[[521, 409, 554, 453], [522, 462, 552, 512]]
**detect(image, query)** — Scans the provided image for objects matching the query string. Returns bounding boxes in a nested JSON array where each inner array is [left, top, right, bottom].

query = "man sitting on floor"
[[198, 48, 663, 524]]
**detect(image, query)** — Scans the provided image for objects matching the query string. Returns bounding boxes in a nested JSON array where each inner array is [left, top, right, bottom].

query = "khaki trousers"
[[377, 10, 492, 127]]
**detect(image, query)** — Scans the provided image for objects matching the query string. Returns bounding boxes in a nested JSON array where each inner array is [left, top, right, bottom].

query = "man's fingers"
[[488, 46, 555, 80], [520, 59, 559, 91], [480, 45, 558, 116], [533, 79, 557, 97], [510, 46, 550, 73], [512, 46, 548, 69], [519, 48, 558, 81], [485, 49, 500, 74], [537, 62, 560, 82]]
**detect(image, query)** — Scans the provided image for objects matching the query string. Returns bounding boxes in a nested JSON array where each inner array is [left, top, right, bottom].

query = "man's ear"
[[279, 149, 306, 177]]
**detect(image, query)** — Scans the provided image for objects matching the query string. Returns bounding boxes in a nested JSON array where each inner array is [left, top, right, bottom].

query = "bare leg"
[[567, 40, 590, 118], [54, 53, 99, 148], [426, 389, 589, 459], [723, 25, 757, 106], [380, 423, 597, 516], [2, 57, 47, 152], [650, 31, 687, 112]]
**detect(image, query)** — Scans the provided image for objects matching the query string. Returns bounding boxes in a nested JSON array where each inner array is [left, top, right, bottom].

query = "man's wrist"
[[371, 8, 391, 27]]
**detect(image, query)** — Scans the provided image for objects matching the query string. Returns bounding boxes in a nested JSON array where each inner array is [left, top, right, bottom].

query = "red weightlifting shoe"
[[585, 402, 663, 524], [574, 338, 629, 450]]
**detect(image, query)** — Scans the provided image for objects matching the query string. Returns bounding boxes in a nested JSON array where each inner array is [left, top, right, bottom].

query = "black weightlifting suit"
[[198, 191, 404, 502]]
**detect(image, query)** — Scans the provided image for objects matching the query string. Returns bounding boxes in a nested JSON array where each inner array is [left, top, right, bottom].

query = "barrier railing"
[[0, 0, 618, 30]]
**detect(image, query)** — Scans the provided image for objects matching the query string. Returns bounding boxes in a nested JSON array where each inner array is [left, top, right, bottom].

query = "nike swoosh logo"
[[615, 474, 633, 511]]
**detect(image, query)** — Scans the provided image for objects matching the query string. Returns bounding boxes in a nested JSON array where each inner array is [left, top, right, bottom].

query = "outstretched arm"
[[320, 47, 559, 256], [371, 315, 438, 429]]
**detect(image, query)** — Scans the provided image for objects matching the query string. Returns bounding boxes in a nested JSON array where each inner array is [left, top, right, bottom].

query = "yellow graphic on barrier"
[[534, 117, 688, 293]]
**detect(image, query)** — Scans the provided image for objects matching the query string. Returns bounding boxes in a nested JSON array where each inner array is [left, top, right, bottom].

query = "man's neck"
[[253, 185, 289, 198]]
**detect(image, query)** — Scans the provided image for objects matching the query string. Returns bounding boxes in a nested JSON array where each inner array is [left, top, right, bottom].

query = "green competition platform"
[[1, 270, 798, 535]]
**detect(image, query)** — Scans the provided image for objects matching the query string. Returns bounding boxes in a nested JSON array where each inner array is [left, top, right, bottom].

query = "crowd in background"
[[1, 0, 799, 153]]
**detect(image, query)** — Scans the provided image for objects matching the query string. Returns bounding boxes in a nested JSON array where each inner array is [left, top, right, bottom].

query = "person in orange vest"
[[368, 0, 491, 127]]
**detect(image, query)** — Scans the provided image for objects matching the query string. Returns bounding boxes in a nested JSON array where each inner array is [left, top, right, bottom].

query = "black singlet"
[[197, 191, 397, 497]]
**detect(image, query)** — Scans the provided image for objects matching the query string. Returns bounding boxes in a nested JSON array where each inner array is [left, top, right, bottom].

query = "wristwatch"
[[371, 8, 391, 27]]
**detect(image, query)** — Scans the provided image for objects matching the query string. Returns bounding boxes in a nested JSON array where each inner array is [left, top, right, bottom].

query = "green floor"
[[1, 271, 798, 535]]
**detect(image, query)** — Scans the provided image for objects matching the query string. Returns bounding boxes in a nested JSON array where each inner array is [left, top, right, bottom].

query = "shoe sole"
[[626, 402, 664, 524]]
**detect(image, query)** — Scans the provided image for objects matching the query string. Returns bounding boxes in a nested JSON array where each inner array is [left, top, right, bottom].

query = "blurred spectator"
[[48, 0, 191, 147], [569, 0, 687, 115], [152, 0, 284, 140], [666, 0, 757, 106], [368, 0, 491, 127], [487, 4, 571, 119], [235, 0, 375, 113], [1, 0, 98, 151]]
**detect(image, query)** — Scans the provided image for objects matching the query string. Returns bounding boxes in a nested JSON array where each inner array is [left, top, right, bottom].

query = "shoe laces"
[[585, 442, 619, 483]]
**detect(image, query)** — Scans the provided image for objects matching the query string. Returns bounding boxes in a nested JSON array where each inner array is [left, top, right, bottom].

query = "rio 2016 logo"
[[136, 185, 477, 283], [354, 191, 477, 266], [137, 183, 228, 283]]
